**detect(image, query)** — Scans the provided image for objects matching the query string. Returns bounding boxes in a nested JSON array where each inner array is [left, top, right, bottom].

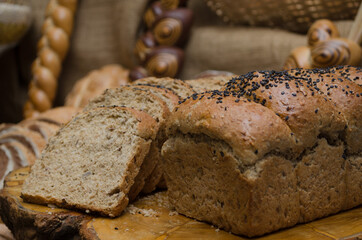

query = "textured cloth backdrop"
[[0, 0, 354, 122]]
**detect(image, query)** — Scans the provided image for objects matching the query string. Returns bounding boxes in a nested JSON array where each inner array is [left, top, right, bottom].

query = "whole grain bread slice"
[[21, 106, 158, 217], [132, 77, 195, 99], [186, 75, 235, 93], [84, 86, 170, 201], [132, 84, 180, 111]]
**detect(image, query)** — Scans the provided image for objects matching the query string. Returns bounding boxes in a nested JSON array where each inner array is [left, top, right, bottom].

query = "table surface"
[[1, 167, 362, 240]]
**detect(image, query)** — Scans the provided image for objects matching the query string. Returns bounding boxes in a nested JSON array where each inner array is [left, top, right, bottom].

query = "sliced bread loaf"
[[21, 106, 158, 217]]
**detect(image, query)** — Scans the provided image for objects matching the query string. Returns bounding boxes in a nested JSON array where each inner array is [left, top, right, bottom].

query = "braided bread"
[[24, 0, 77, 119]]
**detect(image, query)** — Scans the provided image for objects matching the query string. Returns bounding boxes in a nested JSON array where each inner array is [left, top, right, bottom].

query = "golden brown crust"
[[287, 66, 362, 154], [169, 92, 298, 165], [223, 69, 347, 154], [24, 0, 78, 118], [163, 98, 300, 236]]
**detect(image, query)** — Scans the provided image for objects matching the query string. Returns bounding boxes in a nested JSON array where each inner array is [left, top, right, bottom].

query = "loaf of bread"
[[162, 66, 362, 237], [21, 106, 158, 217], [65, 64, 130, 108]]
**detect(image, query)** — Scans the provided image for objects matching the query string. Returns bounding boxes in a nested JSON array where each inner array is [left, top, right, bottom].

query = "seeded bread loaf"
[[162, 66, 361, 237], [84, 86, 170, 201], [21, 106, 158, 217]]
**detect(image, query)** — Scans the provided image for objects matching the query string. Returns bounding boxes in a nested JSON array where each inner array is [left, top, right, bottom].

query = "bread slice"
[[186, 75, 234, 92], [21, 106, 158, 217], [132, 77, 195, 99], [132, 84, 180, 111], [84, 86, 170, 201], [129, 84, 180, 193]]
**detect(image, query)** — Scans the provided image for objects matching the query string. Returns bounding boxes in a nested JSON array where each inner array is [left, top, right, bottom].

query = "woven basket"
[[205, 0, 361, 33]]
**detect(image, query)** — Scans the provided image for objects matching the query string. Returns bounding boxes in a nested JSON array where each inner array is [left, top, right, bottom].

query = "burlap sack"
[[0, 0, 355, 122]]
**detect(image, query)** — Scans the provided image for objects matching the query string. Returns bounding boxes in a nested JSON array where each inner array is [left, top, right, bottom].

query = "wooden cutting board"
[[0, 167, 361, 240]]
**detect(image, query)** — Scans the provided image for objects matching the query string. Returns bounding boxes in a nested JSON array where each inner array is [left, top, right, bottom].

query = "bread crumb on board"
[[168, 211, 178, 216], [126, 204, 159, 217]]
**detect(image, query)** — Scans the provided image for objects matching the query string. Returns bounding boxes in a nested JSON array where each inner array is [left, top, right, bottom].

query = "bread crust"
[[169, 92, 298, 165], [287, 66, 362, 154], [223, 70, 346, 153]]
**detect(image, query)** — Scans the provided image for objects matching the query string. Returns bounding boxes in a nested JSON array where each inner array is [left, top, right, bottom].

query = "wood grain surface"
[[0, 167, 361, 240]]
